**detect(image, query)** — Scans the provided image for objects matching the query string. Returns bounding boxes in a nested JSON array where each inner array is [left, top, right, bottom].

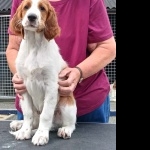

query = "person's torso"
[[13, 0, 110, 116]]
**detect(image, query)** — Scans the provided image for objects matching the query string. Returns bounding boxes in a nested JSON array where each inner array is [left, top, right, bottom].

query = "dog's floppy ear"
[[44, 6, 60, 41], [9, 3, 24, 38]]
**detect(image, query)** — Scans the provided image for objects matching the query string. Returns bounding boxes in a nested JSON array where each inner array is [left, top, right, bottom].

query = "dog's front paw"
[[10, 127, 32, 140], [10, 120, 23, 131], [57, 127, 72, 139], [32, 129, 49, 146]]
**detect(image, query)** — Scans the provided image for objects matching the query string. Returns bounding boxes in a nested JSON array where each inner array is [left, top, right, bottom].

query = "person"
[[6, 0, 116, 123]]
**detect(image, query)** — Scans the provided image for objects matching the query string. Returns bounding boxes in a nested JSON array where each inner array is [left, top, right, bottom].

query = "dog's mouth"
[[28, 23, 37, 28], [29, 25, 36, 28], [23, 20, 44, 32], [25, 24, 38, 31], [24, 20, 38, 28], [24, 23, 38, 31]]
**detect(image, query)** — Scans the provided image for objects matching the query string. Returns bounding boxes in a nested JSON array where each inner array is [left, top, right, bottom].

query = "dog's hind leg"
[[10, 108, 39, 132], [57, 95, 77, 139], [10, 120, 24, 131]]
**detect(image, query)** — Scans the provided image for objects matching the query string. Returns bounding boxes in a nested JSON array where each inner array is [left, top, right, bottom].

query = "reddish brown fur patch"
[[9, 3, 23, 36], [9, 0, 32, 37], [38, 0, 60, 40], [58, 94, 75, 107]]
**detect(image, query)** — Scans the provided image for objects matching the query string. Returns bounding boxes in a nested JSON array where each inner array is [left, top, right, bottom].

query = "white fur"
[[10, 0, 77, 146]]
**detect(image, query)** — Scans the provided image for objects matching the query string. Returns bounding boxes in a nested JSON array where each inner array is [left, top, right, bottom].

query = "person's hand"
[[12, 73, 26, 99], [58, 67, 81, 96]]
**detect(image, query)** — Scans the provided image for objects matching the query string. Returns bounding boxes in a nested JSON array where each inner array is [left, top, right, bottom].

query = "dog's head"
[[10, 0, 60, 40]]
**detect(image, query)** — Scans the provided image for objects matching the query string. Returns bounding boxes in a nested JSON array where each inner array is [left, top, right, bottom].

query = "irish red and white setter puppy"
[[9, 0, 77, 146]]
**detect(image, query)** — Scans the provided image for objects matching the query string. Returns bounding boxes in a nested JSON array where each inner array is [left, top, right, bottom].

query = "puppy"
[[9, 0, 77, 146]]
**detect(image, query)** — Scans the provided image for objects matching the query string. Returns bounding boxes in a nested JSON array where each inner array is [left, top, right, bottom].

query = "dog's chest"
[[16, 38, 66, 96], [16, 43, 51, 80], [16, 43, 52, 105], [24, 49, 44, 78]]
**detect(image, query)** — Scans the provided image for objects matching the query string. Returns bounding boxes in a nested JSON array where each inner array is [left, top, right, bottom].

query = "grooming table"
[[0, 121, 116, 150]]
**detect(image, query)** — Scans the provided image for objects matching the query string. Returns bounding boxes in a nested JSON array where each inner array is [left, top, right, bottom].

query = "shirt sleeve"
[[8, 0, 22, 34], [88, 0, 113, 43]]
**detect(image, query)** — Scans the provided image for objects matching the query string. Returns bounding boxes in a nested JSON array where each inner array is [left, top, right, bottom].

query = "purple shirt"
[[10, 0, 113, 116]]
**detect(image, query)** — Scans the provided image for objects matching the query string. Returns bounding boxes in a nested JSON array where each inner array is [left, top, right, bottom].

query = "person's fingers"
[[59, 68, 71, 78], [12, 73, 23, 84], [58, 77, 73, 87], [59, 68, 79, 86], [59, 82, 76, 96], [12, 73, 26, 96], [13, 82, 26, 95], [15, 88, 26, 95], [58, 67, 81, 96], [13, 83, 26, 90], [17, 94, 24, 100]]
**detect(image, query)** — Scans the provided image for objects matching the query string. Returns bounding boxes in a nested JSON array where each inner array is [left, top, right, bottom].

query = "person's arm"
[[6, 35, 26, 96], [58, 0, 116, 96], [6, 35, 22, 74], [78, 36, 116, 79], [5, 0, 26, 97], [58, 36, 116, 96], [6, 0, 23, 74]]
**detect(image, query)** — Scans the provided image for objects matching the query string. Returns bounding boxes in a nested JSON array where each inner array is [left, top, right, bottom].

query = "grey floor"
[[0, 100, 116, 123]]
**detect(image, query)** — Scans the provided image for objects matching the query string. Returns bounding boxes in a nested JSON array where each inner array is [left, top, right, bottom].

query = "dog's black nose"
[[28, 13, 37, 22]]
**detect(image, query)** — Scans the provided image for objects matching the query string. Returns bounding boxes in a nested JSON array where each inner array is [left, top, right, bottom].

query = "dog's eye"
[[39, 6, 45, 11], [24, 5, 29, 10]]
